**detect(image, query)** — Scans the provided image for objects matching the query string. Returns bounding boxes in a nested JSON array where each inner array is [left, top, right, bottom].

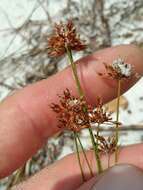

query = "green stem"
[[76, 133, 94, 177], [95, 123, 102, 172], [66, 46, 84, 99], [73, 132, 85, 181], [66, 46, 103, 174], [115, 79, 121, 164], [88, 127, 103, 173], [96, 123, 100, 144]]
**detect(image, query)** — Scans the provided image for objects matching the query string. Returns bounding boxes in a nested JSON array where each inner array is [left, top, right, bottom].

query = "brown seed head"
[[48, 20, 86, 57], [89, 97, 112, 124], [96, 135, 117, 154], [51, 90, 112, 132], [51, 89, 90, 132], [99, 58, 133, 80]]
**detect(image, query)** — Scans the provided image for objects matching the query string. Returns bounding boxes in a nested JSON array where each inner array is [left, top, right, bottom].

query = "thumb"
[[77, 177, 96, 190]]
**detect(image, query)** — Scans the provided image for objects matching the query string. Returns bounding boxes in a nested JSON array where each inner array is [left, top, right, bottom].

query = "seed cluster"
[[48, 20, 86, 57], [99, 58, 133, 80], [51, 89, 111, 132], [96, 135, 117, 155]]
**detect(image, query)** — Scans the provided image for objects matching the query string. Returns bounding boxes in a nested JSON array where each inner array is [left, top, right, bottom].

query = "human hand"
[[0, 45, 143, 190]]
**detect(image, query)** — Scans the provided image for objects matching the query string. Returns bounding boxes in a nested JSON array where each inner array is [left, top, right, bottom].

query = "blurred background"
[[0, 0, 143, 189]]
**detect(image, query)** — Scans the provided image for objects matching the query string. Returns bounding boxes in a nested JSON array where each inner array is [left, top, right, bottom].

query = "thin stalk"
[[66, 46, 103, 174], [88, 127, 103, 173], [96, 123, 100, 144], [76, 133, 94, 177], [73, 132, 85, 181], [95, 123, 102, 172], [65, 46, 84, 99], [115, 79, 121, 163]]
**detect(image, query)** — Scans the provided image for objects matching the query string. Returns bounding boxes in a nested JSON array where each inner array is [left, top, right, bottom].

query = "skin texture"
[[78, 164, 143, 190], [92, 164, 143, 190], [0, 45, 143, 189]]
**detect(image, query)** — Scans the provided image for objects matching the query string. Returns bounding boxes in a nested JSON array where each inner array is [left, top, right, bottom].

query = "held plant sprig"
[[99, 58, 133, 163], [90, 97, 112, 156], [48, 19, 87, 180], [48, 20, 103, 175], [96, 135, 116, 168], [66, 46, 103, 174], [51, 89, 94, 179], [48, 19, 85, 97], [51, 89, 112, 175]]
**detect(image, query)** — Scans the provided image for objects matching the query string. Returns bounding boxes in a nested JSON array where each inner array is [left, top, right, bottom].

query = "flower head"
[[51, 89, 90, 132], [48, 20, 86, 57], [96, 135, 117, 154], [51, 90, 112, 132], [89, 98, 112, 124], [99, 58, 133, 80]]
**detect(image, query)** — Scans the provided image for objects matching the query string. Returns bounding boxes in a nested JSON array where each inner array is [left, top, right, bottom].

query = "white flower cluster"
[[112, 58, 132, 77]]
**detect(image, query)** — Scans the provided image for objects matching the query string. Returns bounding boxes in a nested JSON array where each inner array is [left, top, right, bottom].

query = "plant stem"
[[73, 132, 85, 181], [88, 127, 103, 173], [95, 123, 103, 173], [66, 46, 103, 174], [115, 79, 121, 163], [96, 123, 100, 143], [66, 46, 84, 99], [76, 133, 94, 177]]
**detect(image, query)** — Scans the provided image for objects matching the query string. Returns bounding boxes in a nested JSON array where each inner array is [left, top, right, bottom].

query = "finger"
[[0, 45, 143, 178], [12, 144, 143, 190], [77, 177, 96, 190]]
